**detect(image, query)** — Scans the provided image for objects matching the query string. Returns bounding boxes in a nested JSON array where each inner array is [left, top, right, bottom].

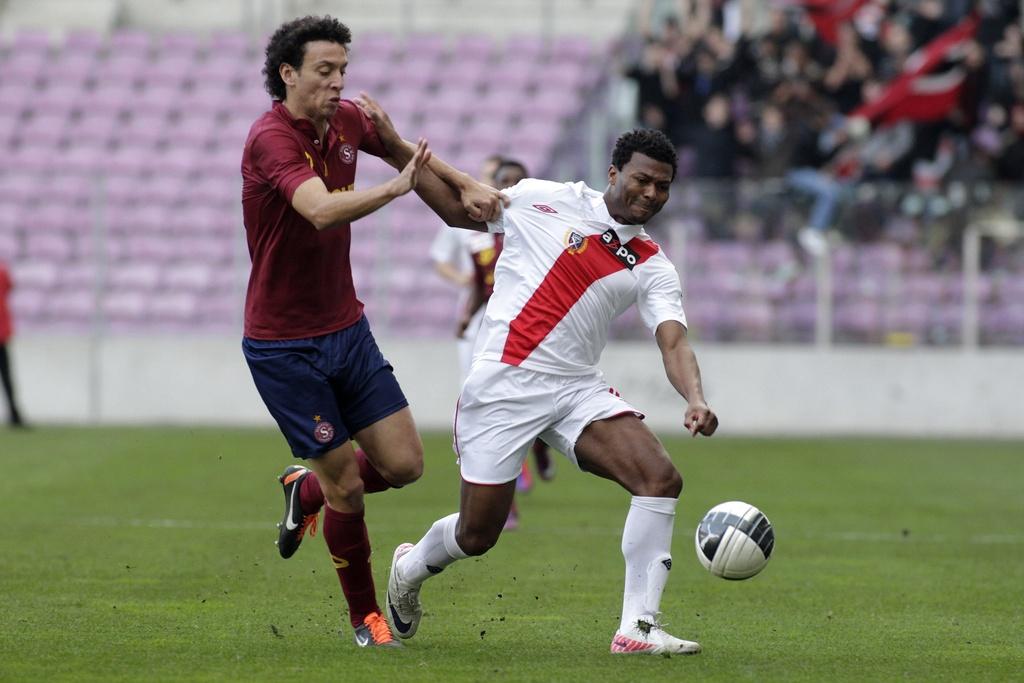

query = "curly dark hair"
[[611, 128, 678, 181], [263, 16, 352, 100]]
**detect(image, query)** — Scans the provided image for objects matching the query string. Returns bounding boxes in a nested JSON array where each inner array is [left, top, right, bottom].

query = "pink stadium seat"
[[149, 291, 200, 322], [69, 112, 120, 148], [883, 301, 929, 337], [13, 260, 60, 290], [34, 203, 85, 233], [156, 32, 203, 58], [103, 144, 150, 176], [109, 262, 162, 291], [487, 62, 538, 92], [101, 53, 151, 86], [163, 263, 214, 292], [11, 283, 48, 319], [857, 242, 903, 273], [835, 300, 883, 340], [49, 51, 98, 84], [139, 176, 189, 207], [775, 300, 816, 341], [502, 34, 549, 61], [107, 203, 167, 234], [62, 29, 103, 56], [86, 82, 138, 116], [119, 110, 172, 146], [208, 30, 254, 56], [904, 274, 946, 303], [173, 235, 235, 264], [402, 33, 449, 60], [109, 29, 153, 55], [757, 241, 797, 271], [551, 36, 594, 62], [186, 83, 239, 112], [452, 34, 498, 62], [117, 235, 173, 263], [5, 139, 58, 174], [132, 82, 186, 116], [0, 233, 17, 261], [57, 262, 97, 289], [354, 32, 399, 61], [141, 54, 196, 89], [461, 118, 511, 150], [25, 233, 74, 261], [3, 52, 47, 84], [102, 290, 148, 322], [192, 55, 249, 88], [47, 288, 95, 325]]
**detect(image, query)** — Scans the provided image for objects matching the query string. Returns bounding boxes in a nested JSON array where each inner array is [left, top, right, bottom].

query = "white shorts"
[[454, 360, 644, 485]]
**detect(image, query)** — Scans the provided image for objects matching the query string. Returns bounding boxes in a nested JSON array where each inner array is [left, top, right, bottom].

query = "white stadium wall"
[[9, 334, 1024, 438]]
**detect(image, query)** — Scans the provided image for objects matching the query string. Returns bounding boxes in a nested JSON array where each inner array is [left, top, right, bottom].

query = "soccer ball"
[[694, 501, 774, 580]]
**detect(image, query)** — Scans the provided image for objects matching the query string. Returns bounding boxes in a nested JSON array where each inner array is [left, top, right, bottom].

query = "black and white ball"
[[695, 501, 774, 580]]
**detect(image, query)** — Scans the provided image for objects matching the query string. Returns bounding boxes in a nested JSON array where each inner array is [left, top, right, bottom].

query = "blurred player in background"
[[359, 112, 718, 656], [240, 16, 500, 649], [0, 260, 25, 428]]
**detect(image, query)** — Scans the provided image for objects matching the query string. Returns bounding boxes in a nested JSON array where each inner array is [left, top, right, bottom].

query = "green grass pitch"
[[1, 427, 1022, 681]]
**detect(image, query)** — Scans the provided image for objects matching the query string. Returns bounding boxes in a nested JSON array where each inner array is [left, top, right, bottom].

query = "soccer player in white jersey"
[[357, 97, 718, 656]]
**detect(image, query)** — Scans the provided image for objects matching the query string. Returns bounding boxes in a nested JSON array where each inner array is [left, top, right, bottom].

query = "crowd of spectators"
[[619, 0, 1024, 257]]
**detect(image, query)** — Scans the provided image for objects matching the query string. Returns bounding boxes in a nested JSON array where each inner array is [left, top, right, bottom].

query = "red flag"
[[850, 14, 979, 125], [801, 0, 870, 44]]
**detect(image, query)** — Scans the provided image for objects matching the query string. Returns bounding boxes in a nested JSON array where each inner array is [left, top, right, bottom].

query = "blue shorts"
[[243, 316, 409, 459]]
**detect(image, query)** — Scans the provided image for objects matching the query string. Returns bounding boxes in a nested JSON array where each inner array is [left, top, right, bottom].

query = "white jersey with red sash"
[[480, 179, 686, 376]]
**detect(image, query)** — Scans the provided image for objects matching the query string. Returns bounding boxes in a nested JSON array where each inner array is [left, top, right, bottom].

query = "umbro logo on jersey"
[[601, 229, 639, 270], [533, 204, 558, 213]]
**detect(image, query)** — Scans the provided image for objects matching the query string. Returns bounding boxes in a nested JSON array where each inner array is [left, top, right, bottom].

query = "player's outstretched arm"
[[354, 93, 508, 229], [290, 139, 431, 231], [655, 320, 719, 437]]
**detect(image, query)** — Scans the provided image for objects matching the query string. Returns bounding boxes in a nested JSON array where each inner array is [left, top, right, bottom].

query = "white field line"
[[68, 517, 1024, 544]]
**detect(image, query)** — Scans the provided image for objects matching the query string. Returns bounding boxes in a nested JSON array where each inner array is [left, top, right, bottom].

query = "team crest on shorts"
[[313, 418, 335, 444], [339, 143, 356, 164], [564, 229, 589, 254]]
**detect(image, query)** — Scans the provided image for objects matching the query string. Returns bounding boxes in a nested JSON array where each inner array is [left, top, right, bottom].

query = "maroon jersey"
[[241, 100, 386, 339], [470, 233, 503, 301]]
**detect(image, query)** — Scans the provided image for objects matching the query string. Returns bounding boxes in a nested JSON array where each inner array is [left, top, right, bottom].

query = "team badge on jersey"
[[339, 143, 356, 164], [565, 229, 589, 254], [533, 204, 558, 214]]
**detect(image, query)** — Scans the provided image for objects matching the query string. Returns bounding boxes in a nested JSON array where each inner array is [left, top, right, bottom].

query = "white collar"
[[586, 190, 645, 242]]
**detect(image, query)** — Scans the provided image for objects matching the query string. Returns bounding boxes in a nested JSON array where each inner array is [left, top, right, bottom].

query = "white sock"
[[619, 496, 677, 633], [396, 512, 467, 586]]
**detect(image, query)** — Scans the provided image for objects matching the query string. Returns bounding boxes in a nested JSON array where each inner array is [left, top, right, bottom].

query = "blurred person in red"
[[0, 260, 25, 428]]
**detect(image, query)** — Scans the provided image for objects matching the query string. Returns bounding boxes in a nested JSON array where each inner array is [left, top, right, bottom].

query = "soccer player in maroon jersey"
[[240, 16, 503, 649], [358, 95, 718, 655]]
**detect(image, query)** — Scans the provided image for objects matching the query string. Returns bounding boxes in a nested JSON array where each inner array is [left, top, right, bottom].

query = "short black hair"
[[495, 158, 528, 178], [611, 128, 678, 181], [263, 15, 352, 100]]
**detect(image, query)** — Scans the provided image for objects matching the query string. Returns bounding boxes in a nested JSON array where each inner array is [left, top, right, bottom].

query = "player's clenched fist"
[[685, 402, 718, 437]]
